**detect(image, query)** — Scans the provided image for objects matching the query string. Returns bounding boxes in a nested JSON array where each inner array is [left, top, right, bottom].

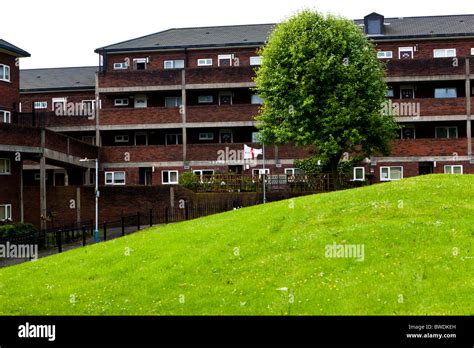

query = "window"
[[218, 54, 233, 67], [252, 168, 270, 177], [0, 158, 11, 175], [0, 64, 10, 82], [0, 204, 12, 221], [133, 58, 147, 70], [353, 167, 365, 181], [164, 60, 185, 69], [252, 132, 261, 143], [114, 99, 129, 106], [285, 168, 304, 175], [193, 169, 214, 176], [197, 58, 213, 66], [166, 134, 183, 145], [135, 132, 148, 146], [81, 136, 96, 145], [0, 110, 11, 123], [34, 101, 48, 109], [380, 166, 403, 181], [105, 172, 126, 185], [433, 49, 456, 58], [114, 62, 129, 70], [386, 87, 395, 98], [219, 129, 233, 143], [199, 132, 214, 141], [83, 171, 96, 186], [399, 47, 414, 59], [165, 97, 182, 108], [471, 48, 474, 56], [435, 127, 458, 139], [250, 56, 263, 66], [444, 165, 463, 174], [162, 170, 179, 185], [114, 135, 129, 143], [219, 92, 233, 105], [251, 95, 264, 105], [435, 88, 457, 99], [134, 95, 147, 108], [400, 126, 416, 139], [377, 51, 393, 59], [52, 98, 66, 112], [198, 95, 213, 104]]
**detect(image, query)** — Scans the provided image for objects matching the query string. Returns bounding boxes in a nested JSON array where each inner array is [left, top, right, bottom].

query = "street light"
[[80, 157, 100, 242]]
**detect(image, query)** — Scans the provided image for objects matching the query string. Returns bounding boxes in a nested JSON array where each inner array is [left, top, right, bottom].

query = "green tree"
[[255, 10, 398, 183]]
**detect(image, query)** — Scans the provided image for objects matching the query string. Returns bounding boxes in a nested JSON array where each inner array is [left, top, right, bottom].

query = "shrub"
[[0, 223, 38, 239], [179, 172, 200, 191]]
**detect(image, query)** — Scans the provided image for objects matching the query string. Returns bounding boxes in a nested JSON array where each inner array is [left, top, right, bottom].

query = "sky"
[[3, 0, 474, 70]]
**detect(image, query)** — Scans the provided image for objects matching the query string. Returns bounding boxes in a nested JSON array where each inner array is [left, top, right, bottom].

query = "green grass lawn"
[[0, 175, 473, 315]]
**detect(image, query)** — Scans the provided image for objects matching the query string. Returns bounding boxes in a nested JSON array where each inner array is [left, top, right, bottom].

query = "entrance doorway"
[[419, 162, 434, 175]]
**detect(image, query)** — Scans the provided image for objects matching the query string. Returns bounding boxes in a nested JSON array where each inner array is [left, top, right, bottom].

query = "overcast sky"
[[3, 0, 474, 69]]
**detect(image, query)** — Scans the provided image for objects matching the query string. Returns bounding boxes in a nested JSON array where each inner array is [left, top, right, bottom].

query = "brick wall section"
[[390, 98, 466, 117], [19, 91, 96, 113], [0, 123, 42, 147], [0, 153, 22, 222], [100, 107, 182, 125], [100, 145, 183, 163], [0, 52, 19, 111], [187, 104, 259, 123], [186, 66, 255, 84], [386, 57, 465, 76], [99, 70, 182, 88], [389, 138, 468, 156]]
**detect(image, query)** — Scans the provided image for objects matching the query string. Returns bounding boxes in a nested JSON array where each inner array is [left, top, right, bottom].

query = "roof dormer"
[[364, 12, 385, 36]]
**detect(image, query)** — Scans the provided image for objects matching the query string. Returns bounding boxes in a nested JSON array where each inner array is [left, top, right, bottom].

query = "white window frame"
[[162, 170, 179, 185], [218, 54, 234, 67], [193, 169, 215, 176], [34, 101, 48, 109], [0, 110, 11, 123], [165, 133, 182, 145], [471, 48, 474, 56], [250, 56, 263, 66], [444, 165, 463, 174], [219, 129, 233, 144], [52, 98, 67, 111], [0, 158, 11, 175], [433, 49, 457, 58], [105, 171, 126, 186], [165, 97, 182, 108], [198, 95, 213, 104], [252, 168, 270, 177], [218, 92, 233, 105], [398, 47, 414, 59], [114, 135, 129, 143], [0, 64, 10, 82], [435, 126, 458, 139], [133, 58, 148, 70], [197, 58, 213, 67], [199, 132, 214, 141], [114, 62, 129, 70], [251, 94, 263, 105], [164, 60, 185, 69], [0, 204, 12, 221], [114, 98, 129, 107], [377, 51, 393, 59], [353, 167, 365, 181], [285, 168, 304, 175], [434, 88, 457, 99], [380, 166, 403, 181], [134, 95, 148, 108], [400, 86, 415, 99]]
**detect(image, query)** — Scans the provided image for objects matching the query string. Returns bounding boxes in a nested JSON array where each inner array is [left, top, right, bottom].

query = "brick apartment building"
[[1, 13, 473, 226]]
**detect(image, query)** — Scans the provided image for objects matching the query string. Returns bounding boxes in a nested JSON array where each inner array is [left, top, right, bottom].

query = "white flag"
[[244, 144, 263, 160]]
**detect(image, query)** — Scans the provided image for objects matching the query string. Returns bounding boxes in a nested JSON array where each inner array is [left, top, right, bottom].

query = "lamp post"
[[80, 158, 100, 242]]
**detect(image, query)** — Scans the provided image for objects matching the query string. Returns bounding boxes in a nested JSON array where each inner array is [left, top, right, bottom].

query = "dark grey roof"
[[96, 14, 474, 53], [95, 24, 276, 53], [20, 66, 97, 92], [0, 39, 30, 57], [355, 14, 474, 40]]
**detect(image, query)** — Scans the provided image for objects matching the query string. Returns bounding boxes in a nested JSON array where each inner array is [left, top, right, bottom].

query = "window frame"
[[164, 60, 185, 69], [34, 101, 48, 109], [0, 158, 11, 175], [444, 165, 463, 174], [199, 132, 214, 141], [113, 62, 129, 70], [133, 58, 148, 71], [0, 64, 11, 82], [218, 54, 233, 67], [377, 51, 393, 59], [398, 47, 414, 59], [197, 58, 213, 67], [105, 171, 126, 186], [164, 97, 182, 108], [114, 135, 129, 143], [198, 95, 213, 104], [0, 110, 11, 123], [114, 98, 129, 107], [433, 48, 457, 58], [250, 56, 263, 66], [435, 126, 458, 139], [251, 94, 264, 105], [434, 87, 457, 99], [162, 170, 179, 185], [380, 166, 403, 181], [165, 133, 183, 145], [353, 167, 365, 181], [0, 204, 12, 221]]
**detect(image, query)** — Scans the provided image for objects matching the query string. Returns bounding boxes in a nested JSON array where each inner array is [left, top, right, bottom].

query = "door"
[[419, 162, 434, 175]]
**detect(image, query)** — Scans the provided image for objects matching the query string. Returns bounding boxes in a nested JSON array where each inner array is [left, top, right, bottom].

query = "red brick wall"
[[19, 90, 96, 113], [0, 52, 20, 111], [100, 107, 182, 125], [390, 138, 468, 156], [187, 104, 259, 123], [100, 145, 183, 163], [0, 153, 22, 222]]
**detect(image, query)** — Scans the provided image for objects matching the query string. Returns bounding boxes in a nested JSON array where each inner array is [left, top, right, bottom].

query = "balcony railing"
[[12, 112, 95, 128], [388, 98, 466, 118], [389, 138, 468, 157], [186, 66, 255, 85], [99, 69, 182, 89], [100, 107, 182, 126], [100, 145, 183, 163], [385, 57, 466, 77], [186, 104, 259, 123]]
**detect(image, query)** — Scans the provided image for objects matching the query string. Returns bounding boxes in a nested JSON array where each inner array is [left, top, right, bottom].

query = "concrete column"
[[20, 162, 24, 223], [64, 169, 69, 186], [95, 72, 101, 146], [170, 187, 175, 208], [76, 187, 81, 224], [466, 58, 472, 158], [181, 69, 187, 163], [40, 156, 47, 231]]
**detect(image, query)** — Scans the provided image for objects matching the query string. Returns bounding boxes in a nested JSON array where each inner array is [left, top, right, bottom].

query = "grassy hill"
[[0, 175, 473, 315]]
